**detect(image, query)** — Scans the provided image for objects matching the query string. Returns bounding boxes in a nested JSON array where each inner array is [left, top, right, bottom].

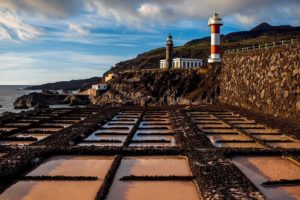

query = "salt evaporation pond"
[[106, 156, 200, 200], [0, 156, 115, 200], [27, 156, 114, 177], [232, 156, 300, 200], [0, 181, 101, 200]]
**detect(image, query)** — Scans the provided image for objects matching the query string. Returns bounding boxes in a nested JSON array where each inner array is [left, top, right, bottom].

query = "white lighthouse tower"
[[208, 13, 223, 63]]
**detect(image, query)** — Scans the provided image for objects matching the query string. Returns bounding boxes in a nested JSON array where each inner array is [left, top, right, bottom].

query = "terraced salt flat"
[[191, 117, 217, 121], [0, 127, 17, 131], [200, 129, 239, 134], [216, 142, 264, 148], [197, 123, 230, 129], [234, 124, 265, 129], [0, 181, 101, 200], [107, 121, 136, 125], [226, 120, 256, 124], [266, 141, 300, 149], [78, 142, 123, 147], [4, 123, 32, 127], [129, 111, 175, 147], [27, 156, 114, 177], [194, 120, 221, 124], [232, 156, 300, 200], [138, 124, 172, 129], [115, 156, 192, 176], [28, 127, 62, 132], [253, 134, 294, 141], [0, 141, 34, 146], [12, 133, 50, 140], [106, 156, 200, 200], [206, 134, 252, 144], [0, 155, 115, 199], [78, 112, 142, 147], [135, 129, 173, 134], [84, 132, 127, 142], [243, 128, 280, 134], [42, 123, 73, 128]]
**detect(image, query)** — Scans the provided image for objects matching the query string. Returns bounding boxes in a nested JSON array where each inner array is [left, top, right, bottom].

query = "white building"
[[160, 58, 203, 69], [92, 83, 108, 91]]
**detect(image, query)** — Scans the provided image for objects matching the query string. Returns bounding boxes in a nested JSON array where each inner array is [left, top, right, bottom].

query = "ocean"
[[0, 85, 40, 114]]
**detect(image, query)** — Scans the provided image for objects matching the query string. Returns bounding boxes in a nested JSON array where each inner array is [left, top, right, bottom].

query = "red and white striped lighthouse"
[[208, 13, 223, 63]]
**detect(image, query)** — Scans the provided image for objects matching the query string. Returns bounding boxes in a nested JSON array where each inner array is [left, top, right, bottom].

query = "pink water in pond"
[[0, 181, 101, 200], [232, 156, 300, 200], [27, 156, 114, 179], [106, 156, 200, 200]]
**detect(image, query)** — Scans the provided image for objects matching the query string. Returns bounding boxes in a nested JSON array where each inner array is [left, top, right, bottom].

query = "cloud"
[[0, 10, 42, 40], [68, 23, 89, 37], [84, 0, 300, 27], [1, 0, 82, 18], [0, 25, 12, 40]]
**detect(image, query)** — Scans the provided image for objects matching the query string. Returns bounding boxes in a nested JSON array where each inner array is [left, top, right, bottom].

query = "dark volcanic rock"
[[14, 93, 65, 109], [92, 68, 220, 106], [64, 95, 90, 106]]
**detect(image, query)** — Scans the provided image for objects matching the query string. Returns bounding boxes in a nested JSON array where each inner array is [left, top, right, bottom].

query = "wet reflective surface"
[[106, 156, 200, 200], [207, 134, 253, 147], [12, 133, 50, 141], [243, 128, 280, 134], [27, 156, 114, 178], [216, 142, 264, 148], [0, 141, 34, 146], [267, 142, 300, 149], [0, 181, 101, 200], [78, 112, 143, 147], [107, 181, 200, 200], [232, 156, 300, 200], [253, 134, 294, 141], [116, 156, 191, 177]]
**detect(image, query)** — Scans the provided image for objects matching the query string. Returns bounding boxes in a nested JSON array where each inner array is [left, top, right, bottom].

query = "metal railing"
[[225, 38, 300, 54]]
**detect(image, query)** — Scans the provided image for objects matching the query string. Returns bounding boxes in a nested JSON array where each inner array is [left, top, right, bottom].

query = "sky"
[[0, 0, 299, 85]]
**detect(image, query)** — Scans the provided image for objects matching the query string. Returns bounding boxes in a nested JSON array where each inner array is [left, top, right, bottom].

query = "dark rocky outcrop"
[[92, 68, 221, 106], [13, 93, 64, 109], [14, 92, 91, 109], [64, 95, 90, 106]]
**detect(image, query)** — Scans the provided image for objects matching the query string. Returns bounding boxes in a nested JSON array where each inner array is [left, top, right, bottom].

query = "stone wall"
[[219, 43, 300, 120]]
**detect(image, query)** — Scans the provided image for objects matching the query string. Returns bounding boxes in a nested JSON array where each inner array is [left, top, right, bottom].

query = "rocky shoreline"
[[13, 91, 91, 109]]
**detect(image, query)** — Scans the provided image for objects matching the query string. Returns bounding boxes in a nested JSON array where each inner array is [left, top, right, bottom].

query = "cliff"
[[92, 68, 221, 106]]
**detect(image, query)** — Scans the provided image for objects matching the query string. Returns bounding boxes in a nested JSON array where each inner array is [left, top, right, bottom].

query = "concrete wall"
[[219, 43, 300, 120]]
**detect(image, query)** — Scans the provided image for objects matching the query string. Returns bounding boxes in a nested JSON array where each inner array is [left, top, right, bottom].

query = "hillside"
[[26, 77, 102, 91], [26, 23, 300, 91], [111, 23, 300, 73]]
